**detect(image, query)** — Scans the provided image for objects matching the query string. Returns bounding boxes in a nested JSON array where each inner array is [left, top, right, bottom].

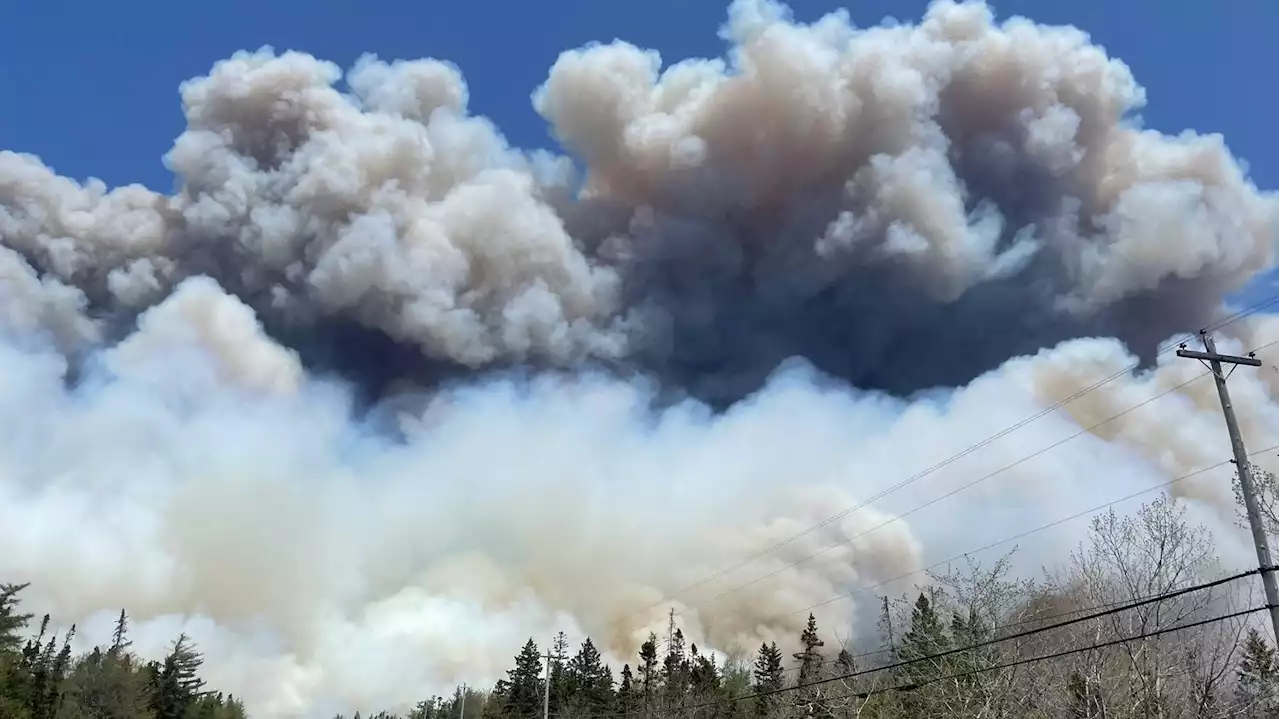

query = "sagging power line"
[[600, 567, 1276, 716], [616, 299, 1279, 627]]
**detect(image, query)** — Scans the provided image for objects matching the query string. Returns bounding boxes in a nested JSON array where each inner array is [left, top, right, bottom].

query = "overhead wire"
[[830, 604, 1274, 703], [785, 443, 1279, 618], [693, 339, 1279, 612], [697, 371, 1210, 609], [599, 567, 1275, 716], [616, 297, 1279, 624]]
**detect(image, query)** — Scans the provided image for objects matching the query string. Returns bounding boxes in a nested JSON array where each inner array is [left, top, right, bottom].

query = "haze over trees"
[[3, 479, 1275, 719]]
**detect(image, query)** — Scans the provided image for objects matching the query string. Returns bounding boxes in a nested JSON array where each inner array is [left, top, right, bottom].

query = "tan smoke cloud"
[[0, 1, 1277, 718]]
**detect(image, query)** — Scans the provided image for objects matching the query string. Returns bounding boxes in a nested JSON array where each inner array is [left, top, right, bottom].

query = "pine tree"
[[1233, 628, 1278, 718], [0, 583, 32, 654], [566, 637, 614, 715], [688, 643, 719, 697], [548, 631, 570, 714], [790, 614, 825, 715], [502, 639, 543, 719], [752, 642, 783, 718], [662, 627, 689, 706], [835, 647, 855, 674], [793, 614, 824, 686], [0, 584, 35, 719], [897, 593, 949, 681], [149, 634, 207, 719], [637, 632, 659, 709], [616, 660, 640, 711], [894, 592, 951, 717], [109, 609, 131, 657], [26, 625, 62, 719], [948, 607, 993, 695]]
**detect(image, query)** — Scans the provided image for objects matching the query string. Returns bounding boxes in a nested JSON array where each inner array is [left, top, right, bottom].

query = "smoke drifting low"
[[1, 1, 1277, 717]]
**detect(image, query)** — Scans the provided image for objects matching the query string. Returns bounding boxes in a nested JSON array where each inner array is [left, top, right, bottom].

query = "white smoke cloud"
[[1, 1, 1277, 717]]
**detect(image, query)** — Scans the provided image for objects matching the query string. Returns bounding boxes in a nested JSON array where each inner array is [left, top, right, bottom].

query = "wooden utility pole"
[[542, 647, 566, 719], [1178, 330, 1278, 639]]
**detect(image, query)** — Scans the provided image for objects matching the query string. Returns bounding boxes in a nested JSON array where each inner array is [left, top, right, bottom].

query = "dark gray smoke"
[[0, 1, 1275, 408]]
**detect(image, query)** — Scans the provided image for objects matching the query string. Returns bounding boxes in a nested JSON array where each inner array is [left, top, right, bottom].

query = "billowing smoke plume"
[[1, 0, 1277, 717]]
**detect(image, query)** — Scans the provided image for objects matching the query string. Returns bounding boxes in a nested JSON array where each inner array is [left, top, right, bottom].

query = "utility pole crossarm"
[[1175, 348, 1262, 366]]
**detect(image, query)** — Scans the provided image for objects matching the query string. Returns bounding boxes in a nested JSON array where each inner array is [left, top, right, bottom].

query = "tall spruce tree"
[[793, 614, 824, 686], [752, 642, 784, 718], [792, 614, 825, 714], [662, 627, 689, 706], [897, 593, 949, 681], [502, 639, 543, 719], [548, 631, 570, 714], [688, 644, 719, 697], [616, 664, 638, 716], [637, 632, 659, 709], [566, 637, 614, 715], [149, 634, 206, 719]]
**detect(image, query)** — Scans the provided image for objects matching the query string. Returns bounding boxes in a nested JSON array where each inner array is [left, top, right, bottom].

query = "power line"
[[793, 567, 1270, 693], [617, 298, 1279, 623], [787, 444, 1279, 618], [762, 570, 1244, 670], [696, 371, 1203, 606], [601, 568, 1274, 716], [834, 604, 1275, 703], [694, 342, 1278, 612]]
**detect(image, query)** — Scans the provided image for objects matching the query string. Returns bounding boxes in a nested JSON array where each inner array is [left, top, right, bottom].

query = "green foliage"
[[1234, 628, 1278, 718], [752, 642, 784, 717], [500, 639, 543, 719], [0, 584, 33, 655], [564, 637, 613, 716]]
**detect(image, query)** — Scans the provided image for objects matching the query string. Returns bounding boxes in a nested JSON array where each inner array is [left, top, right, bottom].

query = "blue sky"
[[2, 0, 1277, 301]]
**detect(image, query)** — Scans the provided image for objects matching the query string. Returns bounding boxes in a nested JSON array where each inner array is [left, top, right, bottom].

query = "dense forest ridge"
[[2, 480, 1277, 719]]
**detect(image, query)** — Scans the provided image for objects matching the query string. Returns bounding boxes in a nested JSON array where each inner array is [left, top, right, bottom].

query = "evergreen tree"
[[616, 664, 638, 716], [688, 644, 719, 697], [501, 639, 543, 719], [1233, 628, 1278, 718], [793, 614, 824, 686], [548, 631, 570, 714], [149, 634, 206, 719], [894, 593, 951, 717], [108, 610, 131, 657], [566, 637, 614, 716], [752, 642, 783, 718], [637, 632, 659, 709], [791, 614, 825, 715], [947, 607, 993, 695], [835, 647, 855, 674], [407, 698, 440, 719], [0, 583, 33, 654], [662, 627, 689, 706], [24, 622, 70, 719], [897, 593, 949, 681]]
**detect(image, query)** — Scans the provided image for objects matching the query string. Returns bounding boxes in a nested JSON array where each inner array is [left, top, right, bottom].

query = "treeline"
[[342, 481, 1280, 719], [2, 475, 1277, 719], [0, 591, 246, 719]]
